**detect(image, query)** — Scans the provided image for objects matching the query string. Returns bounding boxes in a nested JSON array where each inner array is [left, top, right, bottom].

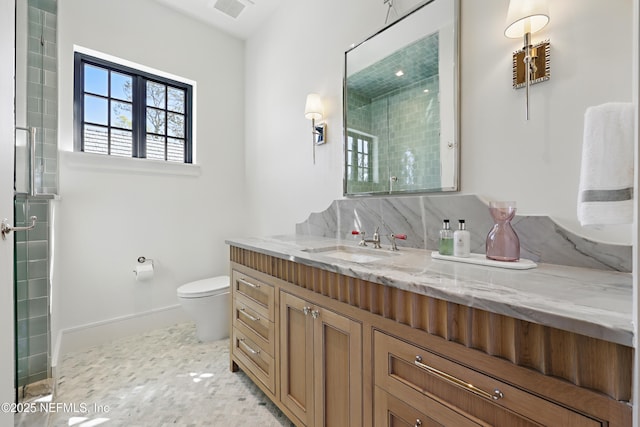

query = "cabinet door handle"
[[237, 277, 260, 289], [239, 307, 260, 322], [414, 355, 504, 401], [239, 338, 260, 355], [414, 420, 422, 427], [302, 306, 319, 319]]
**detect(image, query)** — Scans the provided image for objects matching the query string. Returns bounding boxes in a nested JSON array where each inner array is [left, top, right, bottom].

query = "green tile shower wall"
[[15, 0, 57, 389], [346, 76, 441, 193], [15, 198, 50, 387], [26, 0, 58, 195], [384, 75, 441, 192], [345, 31, 441, 194]]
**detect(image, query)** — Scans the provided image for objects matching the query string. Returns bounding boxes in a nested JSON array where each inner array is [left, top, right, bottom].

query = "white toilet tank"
[[177, 276, 230, 342]]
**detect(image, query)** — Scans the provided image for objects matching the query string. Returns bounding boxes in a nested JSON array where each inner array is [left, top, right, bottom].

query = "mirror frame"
[[343, 0, 460, 196]]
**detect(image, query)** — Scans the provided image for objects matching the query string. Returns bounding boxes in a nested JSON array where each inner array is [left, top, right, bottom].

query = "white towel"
[[577, 102, 635, 226]]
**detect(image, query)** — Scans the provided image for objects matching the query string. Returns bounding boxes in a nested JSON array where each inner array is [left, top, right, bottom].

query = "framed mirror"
[[344, 0, 459, 195]]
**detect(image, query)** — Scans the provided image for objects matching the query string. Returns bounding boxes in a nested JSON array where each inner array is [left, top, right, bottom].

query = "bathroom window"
[[347, 130, 373, 182], [73, 52, 193, 163]]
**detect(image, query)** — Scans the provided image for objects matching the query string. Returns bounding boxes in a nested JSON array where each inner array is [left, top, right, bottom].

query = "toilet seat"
[[177, 276, 229, 298]]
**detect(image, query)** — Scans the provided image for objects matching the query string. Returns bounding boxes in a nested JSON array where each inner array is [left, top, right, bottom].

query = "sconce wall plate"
[[512, 40, 550, 89], [314, 122, 327, 145]]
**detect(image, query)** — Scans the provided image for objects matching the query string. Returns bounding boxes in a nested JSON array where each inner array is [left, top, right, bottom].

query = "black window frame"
[[73, 52, 193, 163]]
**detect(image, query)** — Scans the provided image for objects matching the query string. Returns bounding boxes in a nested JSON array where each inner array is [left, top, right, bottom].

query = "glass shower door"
[[14, 197, 51, 398], [14, 0, 58, 401]]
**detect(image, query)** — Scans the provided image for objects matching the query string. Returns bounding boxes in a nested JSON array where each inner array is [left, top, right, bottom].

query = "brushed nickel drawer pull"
[[414, 355, 504, 401], [303, 306, 311, 316], [414, 420, 422, 427], [311, 309, 320, 319], [239, 338, 260, 355], [239, 308, 260, 322], [238, 277, 260, 289]]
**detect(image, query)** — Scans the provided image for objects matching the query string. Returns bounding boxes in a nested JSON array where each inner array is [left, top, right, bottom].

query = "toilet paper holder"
[[133, 256, 155, 281], [137, 256, 153, 266]]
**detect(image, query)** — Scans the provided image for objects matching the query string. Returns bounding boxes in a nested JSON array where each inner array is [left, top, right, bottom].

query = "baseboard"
[[52, 305, 190, 372]]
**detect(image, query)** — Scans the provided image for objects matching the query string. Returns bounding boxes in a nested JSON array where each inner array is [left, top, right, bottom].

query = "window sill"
[[60, 151, 201, 177]]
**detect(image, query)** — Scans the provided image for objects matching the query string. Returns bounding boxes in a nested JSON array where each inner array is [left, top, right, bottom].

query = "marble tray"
[[431, 252, 538, 270]]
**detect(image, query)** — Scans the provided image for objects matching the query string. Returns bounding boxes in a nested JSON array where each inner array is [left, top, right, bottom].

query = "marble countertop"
[[226, 235, 633, 347]]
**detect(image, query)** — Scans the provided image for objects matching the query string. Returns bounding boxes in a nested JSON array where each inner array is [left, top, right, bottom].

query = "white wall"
[[245, 0, 634, 245], [54, 0, 246, 351], [244, 0, 388, 235]]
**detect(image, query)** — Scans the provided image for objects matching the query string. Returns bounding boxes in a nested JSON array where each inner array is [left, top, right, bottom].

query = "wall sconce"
[[505, 0, 550, 120], [304, 93, 326, 164]]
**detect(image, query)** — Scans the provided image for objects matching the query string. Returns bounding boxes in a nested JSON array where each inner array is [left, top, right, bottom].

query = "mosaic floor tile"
[[15, 323, 294, 427]]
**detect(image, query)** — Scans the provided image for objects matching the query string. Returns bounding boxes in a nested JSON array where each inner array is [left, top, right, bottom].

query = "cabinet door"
[[313, 304, 362, 427], [280, 292, 315, 425]]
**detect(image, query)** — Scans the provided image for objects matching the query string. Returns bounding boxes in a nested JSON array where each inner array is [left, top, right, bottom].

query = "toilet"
[[177, 275, 230, 342]]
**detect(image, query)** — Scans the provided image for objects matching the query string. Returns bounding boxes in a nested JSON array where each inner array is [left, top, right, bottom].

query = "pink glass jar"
[[485, 201, 520, 262]]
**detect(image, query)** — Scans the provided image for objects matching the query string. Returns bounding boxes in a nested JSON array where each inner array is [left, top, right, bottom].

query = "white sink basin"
[[303, 245, 400, 264]]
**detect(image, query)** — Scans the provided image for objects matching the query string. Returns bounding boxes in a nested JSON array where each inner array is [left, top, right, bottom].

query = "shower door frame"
[[0, 0, 17, 418]]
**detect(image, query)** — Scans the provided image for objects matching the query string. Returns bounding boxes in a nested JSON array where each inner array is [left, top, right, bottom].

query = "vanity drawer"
[[231, 270, 275, 319], [233, 294, 275, 356], [232, 328, 275, 394], [374, 386, 489, 427], [374, 331, 602, 427]]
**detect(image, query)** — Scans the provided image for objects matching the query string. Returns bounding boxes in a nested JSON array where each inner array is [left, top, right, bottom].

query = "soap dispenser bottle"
[[453, 219, 470, 257], [439, 219, 454, 255]]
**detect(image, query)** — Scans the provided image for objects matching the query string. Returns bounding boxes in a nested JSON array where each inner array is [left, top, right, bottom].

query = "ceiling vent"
[[213, 0, 245, 18]]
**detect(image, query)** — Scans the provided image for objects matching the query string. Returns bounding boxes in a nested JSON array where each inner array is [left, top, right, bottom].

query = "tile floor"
[[15, 323, 294, 427]]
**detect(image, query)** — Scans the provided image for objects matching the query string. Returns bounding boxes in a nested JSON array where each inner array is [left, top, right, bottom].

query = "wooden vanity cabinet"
[[229, 248, 632, 427], [374, 331, 602, 427], [230, 270, 277, 394], [280, 291, 362, 427], [230, 264, 363, 427], [374, 386, 490, 427], [279, 291, 314, 424]]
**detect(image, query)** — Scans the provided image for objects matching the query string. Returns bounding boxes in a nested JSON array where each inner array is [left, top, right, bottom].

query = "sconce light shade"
[[505, 0, 549, 38], [304, 93, 324, 121]]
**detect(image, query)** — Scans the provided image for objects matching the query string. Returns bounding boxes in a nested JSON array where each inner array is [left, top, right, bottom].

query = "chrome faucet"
[[353, 227, 382, 249]]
